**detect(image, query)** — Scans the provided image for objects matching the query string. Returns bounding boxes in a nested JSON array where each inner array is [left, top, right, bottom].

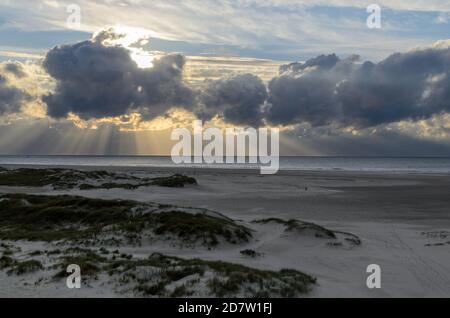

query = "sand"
[[0, 165, 449, 297]]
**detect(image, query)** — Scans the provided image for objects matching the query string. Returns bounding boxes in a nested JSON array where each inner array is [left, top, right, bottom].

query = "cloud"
[[279, 54, 341, 76], [41, 30, 270, 126], [198, 74, 268, 126], [2, 62, 26, 77], [42, 39, 194, 120], [266, 47, 450, 128], [40, 35, 450, 134], [185, 56, 283, 85], [0, 71, 31, 115], [2, 0, 444, 62], [92, 28, 127, 45]]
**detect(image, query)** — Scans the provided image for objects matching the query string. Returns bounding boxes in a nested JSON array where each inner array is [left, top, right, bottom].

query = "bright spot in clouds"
[[130, 50, 157, 69], [94, 25, 159, 68]]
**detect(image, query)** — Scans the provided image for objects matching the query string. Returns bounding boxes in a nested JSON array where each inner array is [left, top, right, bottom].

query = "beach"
[[0, 165, 449, 297]]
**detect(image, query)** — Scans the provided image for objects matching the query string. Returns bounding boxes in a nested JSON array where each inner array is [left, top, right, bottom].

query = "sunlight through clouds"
[[0, 0, 449, 155]]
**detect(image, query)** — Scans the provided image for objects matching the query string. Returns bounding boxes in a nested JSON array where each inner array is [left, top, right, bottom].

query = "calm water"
[[0, 155, 449, 174]]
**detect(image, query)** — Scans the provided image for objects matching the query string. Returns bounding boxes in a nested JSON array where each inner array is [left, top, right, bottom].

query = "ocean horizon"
[[1, 155, 449, 174]]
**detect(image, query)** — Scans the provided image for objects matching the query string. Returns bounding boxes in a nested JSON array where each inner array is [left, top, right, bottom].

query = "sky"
[[0, 0, 449, 156]]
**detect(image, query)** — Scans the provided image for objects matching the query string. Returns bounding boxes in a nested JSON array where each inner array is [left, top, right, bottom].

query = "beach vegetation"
[[8, 260, 43, 275], [0, 255, 15, 269], [0, 168, 197, 190], [240, 249, 262, 258], [107, 253, 315, 297], [0, 194, 251, 247]]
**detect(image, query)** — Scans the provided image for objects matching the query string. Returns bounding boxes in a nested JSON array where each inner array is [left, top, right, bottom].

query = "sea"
[[0, 155, 449, 174]]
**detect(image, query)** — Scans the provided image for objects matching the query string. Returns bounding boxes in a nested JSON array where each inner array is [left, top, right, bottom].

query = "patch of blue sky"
[[0, 28, 89, 50]]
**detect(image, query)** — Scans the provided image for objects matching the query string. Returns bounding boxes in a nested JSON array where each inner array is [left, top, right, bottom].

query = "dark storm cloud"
[[267, 74, 338, 126], [0, 74, 30, 115], [266, 48, 450, 128], [41, 36, 450, 130], [198, 74, 267, 126], [135, 54, 195, 120], [43, 40, 194, 120]]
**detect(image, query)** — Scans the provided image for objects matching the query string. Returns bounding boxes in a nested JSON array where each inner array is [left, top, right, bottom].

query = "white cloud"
[[0, 0, 446, 61]]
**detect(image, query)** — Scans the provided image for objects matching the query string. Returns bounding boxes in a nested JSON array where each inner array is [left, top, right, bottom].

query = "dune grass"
[[0, 168, 197, 190], [0, 194, 251, 247], [8, 260, 43, 275], [0, 168, 110, 189], [106, 253, 316, 297]]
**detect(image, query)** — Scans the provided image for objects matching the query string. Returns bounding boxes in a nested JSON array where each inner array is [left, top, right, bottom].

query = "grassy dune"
[[0, 194, 251, 247], [0, 168, 197, 189]]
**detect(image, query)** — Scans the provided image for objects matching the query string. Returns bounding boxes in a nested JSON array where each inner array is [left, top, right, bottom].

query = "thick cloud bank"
[[267, 48, 450, 128], [41, 37, 450, 131], [198, 74, 267, 126], [43, 40, 194, 120]]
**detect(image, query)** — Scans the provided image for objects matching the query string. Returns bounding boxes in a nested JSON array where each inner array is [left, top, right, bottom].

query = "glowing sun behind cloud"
[[93, 25, 160, 68]]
